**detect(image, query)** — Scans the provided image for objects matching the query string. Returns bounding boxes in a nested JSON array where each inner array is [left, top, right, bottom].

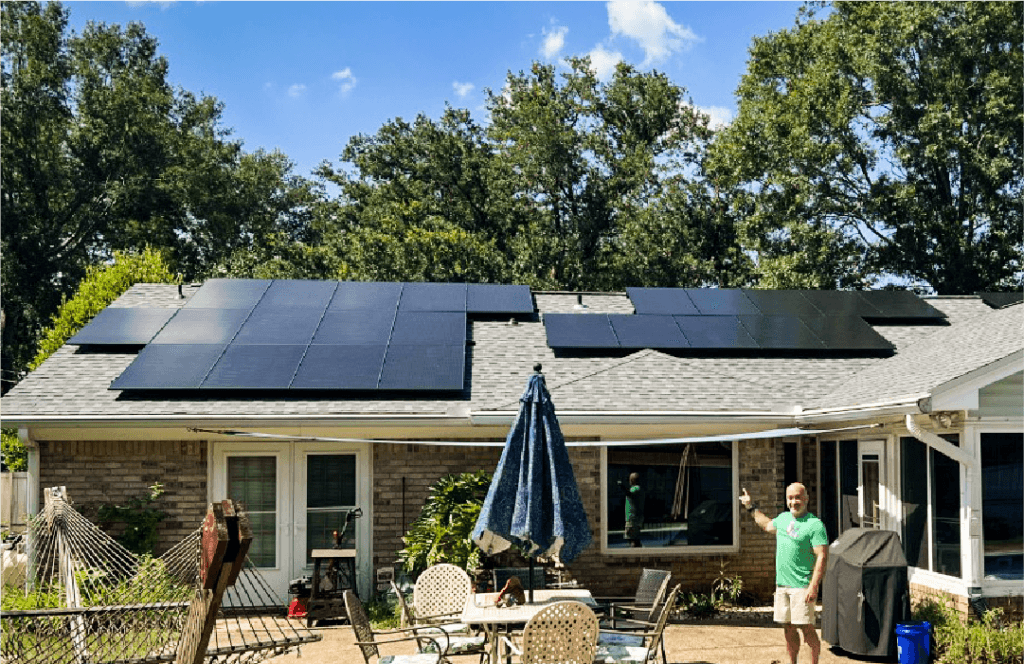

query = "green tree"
[[710, 1, 1023, 292]]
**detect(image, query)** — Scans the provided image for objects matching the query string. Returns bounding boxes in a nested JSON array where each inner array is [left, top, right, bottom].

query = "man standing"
[[620, 472, 645, 547], [740, 483, 828, 664]]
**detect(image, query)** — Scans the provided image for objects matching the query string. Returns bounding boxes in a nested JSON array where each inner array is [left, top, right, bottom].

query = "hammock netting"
[[0, 493, 320, 664]]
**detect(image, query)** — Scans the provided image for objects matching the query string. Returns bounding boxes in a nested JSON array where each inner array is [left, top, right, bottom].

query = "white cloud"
[[332, 68, 358, 95], [287, 84, 307, 98], [607, 0, 700, 64], [452, 81, 475, 99], [696, 105, 734, 129], [586, 45, 624, 81], [541, 25, 569, 60]]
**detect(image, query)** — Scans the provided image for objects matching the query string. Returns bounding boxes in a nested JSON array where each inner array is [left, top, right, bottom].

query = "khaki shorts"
[[774, 587, 815, 625]]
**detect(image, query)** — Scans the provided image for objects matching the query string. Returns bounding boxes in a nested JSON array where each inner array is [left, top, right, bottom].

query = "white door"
[[858, 440, 885, 529], [211, 441, 372, 599]]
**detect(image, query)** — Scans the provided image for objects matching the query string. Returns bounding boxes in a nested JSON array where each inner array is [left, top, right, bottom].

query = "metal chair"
[[392, 581, 487, 662], [594, 585, 680, 664], [504, 601, 599, 664], [344, 589, 448, 664], [604, 569, 671, 628], [413, 564, 474, 625]]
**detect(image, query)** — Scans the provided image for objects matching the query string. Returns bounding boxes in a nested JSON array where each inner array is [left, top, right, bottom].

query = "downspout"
[[904, 414, 972, 468]]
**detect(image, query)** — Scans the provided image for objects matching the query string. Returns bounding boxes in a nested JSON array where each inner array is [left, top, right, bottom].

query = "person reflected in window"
[[620, 472, 645, 547]]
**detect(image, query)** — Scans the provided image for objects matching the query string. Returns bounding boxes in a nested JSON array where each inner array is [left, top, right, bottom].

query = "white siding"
[[978, 371, 1024, 418]]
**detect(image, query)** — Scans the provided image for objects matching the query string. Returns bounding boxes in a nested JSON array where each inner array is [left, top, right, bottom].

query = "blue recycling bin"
[[895, 621, 931, 664]]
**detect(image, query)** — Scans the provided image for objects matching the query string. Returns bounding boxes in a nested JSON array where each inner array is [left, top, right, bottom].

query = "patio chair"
[[344, 589, 449, 664], [503, 600, 599, 664], [392, 581, 487, 662], [603, 569, 671, 629], [492, 567, 546, 593], [413, 563, 475, 626], [594, 585, 680, 664]]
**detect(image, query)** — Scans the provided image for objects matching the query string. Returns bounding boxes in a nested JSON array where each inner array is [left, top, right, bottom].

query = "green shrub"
[[97, 484, 167, 556], [1, 428, 26, 471], [914, 598, 1024, 664]]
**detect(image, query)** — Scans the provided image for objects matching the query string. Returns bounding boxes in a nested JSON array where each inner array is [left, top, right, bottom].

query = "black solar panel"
[[626, 287, 700, 315], [798, 291, 882, 318], [378, 344, 465, 390], [202, 344, 306, 389], [741, 290, 823, 317], [329, 282, 403, 311], [610, 315, 689, 349], [291, 345, 386, 389], [859, 291, 946, 320], [184, 279, 270, 310], [149, 309, 250, 345], [259, 279, 337, 309], [685, 289, 761, 315], [312, 309, 397, 345], [110, 344, 226, 389], [737, 315, 825, 350], [68, 308, 176, 346], [976, 292, 1024, 309], [233, 306, 325, 345], [467, 284, 534, 315], [673, 315, 759, 349], [798, 316, 893, 351], [390, 311, 467, 345], [398, 282, 467, 311], [543, 314, 620, 348]]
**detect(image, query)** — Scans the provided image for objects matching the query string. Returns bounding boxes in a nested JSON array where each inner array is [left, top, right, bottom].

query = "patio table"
[[461, 588, 597, 663]]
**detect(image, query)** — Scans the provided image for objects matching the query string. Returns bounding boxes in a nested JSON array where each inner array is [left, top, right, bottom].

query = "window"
[[981, 432, 1023, 580], [305, 454, 358, 563], [899, 434, 961, 577], [605, 442, 734, 550], [227, 456, 277, 567]]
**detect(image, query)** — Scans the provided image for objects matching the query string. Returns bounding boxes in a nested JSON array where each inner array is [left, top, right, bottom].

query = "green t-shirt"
[[772, 512, 828, 588], [625, 485, 645, 526]]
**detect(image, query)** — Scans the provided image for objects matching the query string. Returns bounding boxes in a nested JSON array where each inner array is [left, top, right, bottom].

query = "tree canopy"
[[709, 1, 1023, 292]]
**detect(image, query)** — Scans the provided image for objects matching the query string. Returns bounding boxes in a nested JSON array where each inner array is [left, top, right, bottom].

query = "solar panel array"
[[543, 288, 947, 353], [98, 280, 534, 392]]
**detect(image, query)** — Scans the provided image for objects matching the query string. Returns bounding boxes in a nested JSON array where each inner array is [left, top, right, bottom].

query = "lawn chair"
[[594, 585, 680, 664], [413, 563, 474, 625], [392, 581, 487, 662], [344, 589, 449, 664], [502, 601, 599, 664], [603, 569, 671, 629]]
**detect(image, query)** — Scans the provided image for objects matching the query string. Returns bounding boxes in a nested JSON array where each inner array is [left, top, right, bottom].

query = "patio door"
[[211, 441, 371, 599], [858, 440, 885, 529]]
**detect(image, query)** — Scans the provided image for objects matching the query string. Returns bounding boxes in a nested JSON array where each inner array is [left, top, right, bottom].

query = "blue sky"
[[65, 1, 803, 179]]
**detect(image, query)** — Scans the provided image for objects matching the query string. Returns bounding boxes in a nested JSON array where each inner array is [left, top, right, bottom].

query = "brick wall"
[[38, 439, 207, 555]]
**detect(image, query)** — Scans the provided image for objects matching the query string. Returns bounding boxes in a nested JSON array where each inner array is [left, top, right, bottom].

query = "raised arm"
[[739, 487, 776, 533]]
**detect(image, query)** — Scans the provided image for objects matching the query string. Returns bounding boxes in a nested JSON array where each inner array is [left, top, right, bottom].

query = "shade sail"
[[472, 372, 592, 564]]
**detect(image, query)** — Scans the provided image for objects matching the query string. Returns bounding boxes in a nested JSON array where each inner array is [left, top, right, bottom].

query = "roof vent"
[[573, 294, 588, 310]]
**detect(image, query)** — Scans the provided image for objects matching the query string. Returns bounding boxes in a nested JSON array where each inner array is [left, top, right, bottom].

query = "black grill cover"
[[821, 528, 910, 657]]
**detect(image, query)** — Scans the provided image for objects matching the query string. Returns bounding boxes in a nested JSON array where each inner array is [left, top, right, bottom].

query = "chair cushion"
[[598, 632, 646, 647], [418, 629, 487, 654], [380, 655, 442, 664], [594, 645, 652, 664]]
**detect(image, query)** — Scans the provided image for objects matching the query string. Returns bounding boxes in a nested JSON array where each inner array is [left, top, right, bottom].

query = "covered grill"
[[822, 528, 911, 658]]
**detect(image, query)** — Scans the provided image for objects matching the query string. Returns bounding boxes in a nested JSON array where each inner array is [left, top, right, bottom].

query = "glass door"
[[859, 440, 885, 529]]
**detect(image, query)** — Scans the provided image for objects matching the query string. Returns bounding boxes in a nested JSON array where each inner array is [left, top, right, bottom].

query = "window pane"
[[227, 456, 276, 567], [981, 433, 1023, 580], [306, 454, 358, 564], [839, 440, 859, 530], [931, 435, 961, 578], [606, 442, 733, 549], [901, 437, 929, 569], [820, 440, 838, 542]]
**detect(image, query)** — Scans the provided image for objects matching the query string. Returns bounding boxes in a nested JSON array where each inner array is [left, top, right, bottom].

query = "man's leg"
[[799, 623, 821, 664], [783, 624, 801, 664]]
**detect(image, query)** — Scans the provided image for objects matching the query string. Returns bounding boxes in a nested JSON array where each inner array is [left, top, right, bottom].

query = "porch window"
[[899, 435, 961, 577], [605, 442, 734, 550], [227, 456, 277, 567], [981, 433, 1023, 580], [305, 454, 358, 564]]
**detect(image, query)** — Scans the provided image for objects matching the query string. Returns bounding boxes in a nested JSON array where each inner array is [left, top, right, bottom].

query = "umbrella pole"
[[528, 558, 535, 604]]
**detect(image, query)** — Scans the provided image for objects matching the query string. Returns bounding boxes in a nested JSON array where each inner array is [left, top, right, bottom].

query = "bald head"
[[786, 483, 809, 517]]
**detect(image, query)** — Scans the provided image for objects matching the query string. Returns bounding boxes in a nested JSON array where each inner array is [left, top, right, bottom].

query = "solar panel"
[[398, 282, 467, 311], [609, 315, 689, 349], [673, 315, 758, 349], [378, 344, 466, 390], [798, 291, 882, 318], [798, 316, 894, 351], [390, 311, 467, 345], [259, 279, 337, 309], [858, 291, 946, 320], [737, 315, 825, 350], [626, 287, 700, 315], [467, 284, 534, 315], [149, 309, 250, 345], [232, 306, 325, 345], [741, 290, 823, 317], [543, 314, 620, 348], [684, 289, 761, 315], [110, 344, 226, 389], [312, 309, 396, 345], [202, 344, 306, 389], [290, 344, 386, 389], [68, 308, 177, 346], [183, 279, 270, 310], [329, 282, 403, 311]]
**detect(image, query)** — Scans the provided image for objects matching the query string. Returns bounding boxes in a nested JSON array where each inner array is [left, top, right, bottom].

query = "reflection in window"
[[227, 456, 276, 567], [606, 442, 733, 549], [981, 433, 1023, 580]]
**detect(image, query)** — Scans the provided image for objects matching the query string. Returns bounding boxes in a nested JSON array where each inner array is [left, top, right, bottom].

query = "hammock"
[[0, 487, 320, 664]]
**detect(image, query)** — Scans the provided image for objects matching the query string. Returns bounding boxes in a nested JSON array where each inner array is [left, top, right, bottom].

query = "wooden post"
[[175, 500, 253, 664]]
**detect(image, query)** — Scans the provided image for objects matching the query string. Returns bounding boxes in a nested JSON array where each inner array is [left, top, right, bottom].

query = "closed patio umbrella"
[[472, 366, 592, 600]]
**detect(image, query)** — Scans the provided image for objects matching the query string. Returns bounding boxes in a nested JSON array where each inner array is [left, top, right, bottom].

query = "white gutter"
[[905, 413, 973, 468], [470, 409, 795, 427]]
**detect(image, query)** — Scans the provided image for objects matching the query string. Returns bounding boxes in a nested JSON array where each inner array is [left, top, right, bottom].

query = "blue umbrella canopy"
[[472, 370, 592, 564]]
